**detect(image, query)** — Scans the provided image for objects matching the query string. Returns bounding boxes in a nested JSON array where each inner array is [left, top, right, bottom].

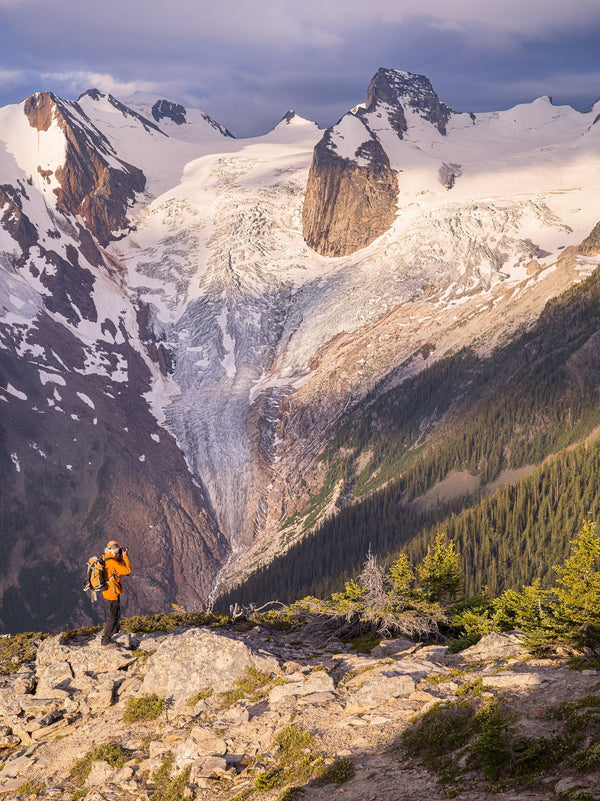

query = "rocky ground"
[[0, 623, 599, 801]]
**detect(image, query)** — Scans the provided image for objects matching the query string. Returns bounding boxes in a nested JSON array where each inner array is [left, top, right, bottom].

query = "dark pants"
[[101, 598, 121, 645]]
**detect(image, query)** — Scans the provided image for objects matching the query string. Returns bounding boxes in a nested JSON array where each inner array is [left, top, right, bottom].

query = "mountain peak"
[[279, 109, 298, 125], [151, 98, 187, 125], [275, 109, 317, 129], [77, 88, 165, 135], [364, 67, 455, 136]]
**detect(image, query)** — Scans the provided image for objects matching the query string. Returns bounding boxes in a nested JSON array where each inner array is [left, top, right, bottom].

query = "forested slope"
[[218, 265, 600, 609]]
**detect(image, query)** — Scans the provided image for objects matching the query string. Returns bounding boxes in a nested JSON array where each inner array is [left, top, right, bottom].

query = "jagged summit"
[[363, 67, 456, 136], [270, 109, 319, 134], [118, 91, 235, 139], [151, 98, 187, 125], [277, 109, 313, 126], [302, 66, 600, 258], [78, 88, 164, 135]]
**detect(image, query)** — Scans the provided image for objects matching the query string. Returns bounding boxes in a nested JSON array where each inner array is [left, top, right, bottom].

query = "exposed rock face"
[[138, 628, 279, 710], [364, 68, 455, 136], [0, 90, 232, 633], [24, 92, 146, 246], [302, 130, 399, 257], [152, 99, 187, 125], [579, 220, 600, 254], [302, 69, 460, 257], [0, 184, 38, 260], [0, 311, 227, 631]]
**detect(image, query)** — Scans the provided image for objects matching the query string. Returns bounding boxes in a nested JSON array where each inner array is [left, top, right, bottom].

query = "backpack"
[[83, 556, 108, 601]]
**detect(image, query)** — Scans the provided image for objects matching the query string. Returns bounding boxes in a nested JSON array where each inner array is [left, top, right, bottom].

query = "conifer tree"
[[553, 520, 600, 645], [388, 552, 415, 598], [418, 531, 462, 603]]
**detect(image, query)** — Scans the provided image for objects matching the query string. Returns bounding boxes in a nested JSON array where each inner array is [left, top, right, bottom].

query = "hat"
[[106, 540, 120, 549]]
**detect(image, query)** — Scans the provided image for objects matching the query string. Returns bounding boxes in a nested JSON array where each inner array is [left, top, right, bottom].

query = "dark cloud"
[[1, 0, 599, 136]]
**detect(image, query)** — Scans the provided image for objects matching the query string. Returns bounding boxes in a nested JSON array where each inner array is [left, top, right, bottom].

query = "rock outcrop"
[[302, 131, 398, 257], [24, 92, 146, 246], [579, 219, 600, 255], [302, 69, 457, 257], [0, 625, 599, 800]]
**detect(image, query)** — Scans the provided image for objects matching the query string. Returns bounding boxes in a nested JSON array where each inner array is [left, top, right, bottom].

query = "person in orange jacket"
[[100, 540, 132, 647]]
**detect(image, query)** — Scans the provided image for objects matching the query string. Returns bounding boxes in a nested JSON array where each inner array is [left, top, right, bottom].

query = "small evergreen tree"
[[388, 552, 415, 598], [418, 531, 462, 603], [491, 580, 555, 636], [553, 520, 600, 646]]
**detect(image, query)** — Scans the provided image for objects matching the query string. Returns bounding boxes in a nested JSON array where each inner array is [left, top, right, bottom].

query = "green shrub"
[[455, 678, 489, 698], [61, 626, 102, 641], [218, 667, 273, 708], [277, 787, 304, 801], [447, 632, 482, 653], [121, 611, 229, 634], [151, 754, 191, 801], [186, 687, 214, 706], [402, 699, 478, 771], [571, 740, 600, 772], [254, 769, 282, 790], [468, 699, 517, 780], [557, 791, 600, 801], [71, 743, 128, 785], [350, 633, 382, 653], [0, 632, 41, 675], [254, 725, 321, 791], [274, 724, 317, 769], [16, 779, 45, 796], [122, 693, 166, 722], [317, 757, 355, 784], [405, 696, 579, 786]]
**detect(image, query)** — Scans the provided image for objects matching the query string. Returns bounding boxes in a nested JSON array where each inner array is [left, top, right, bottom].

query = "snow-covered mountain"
[[0, 70, 599, 630]]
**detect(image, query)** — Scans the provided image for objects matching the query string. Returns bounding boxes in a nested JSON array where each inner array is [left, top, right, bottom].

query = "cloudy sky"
[[1, 0, 599, 137]]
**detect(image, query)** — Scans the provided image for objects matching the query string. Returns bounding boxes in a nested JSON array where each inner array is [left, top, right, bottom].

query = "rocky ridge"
[[0, 625, 599, 800]]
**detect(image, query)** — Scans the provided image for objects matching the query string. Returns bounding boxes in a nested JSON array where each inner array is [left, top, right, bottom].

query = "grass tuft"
[[122, 693, 166, 723]]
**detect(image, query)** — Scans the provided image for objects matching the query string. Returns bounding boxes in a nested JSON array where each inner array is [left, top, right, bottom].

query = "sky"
[[1, 0, 599, 138]]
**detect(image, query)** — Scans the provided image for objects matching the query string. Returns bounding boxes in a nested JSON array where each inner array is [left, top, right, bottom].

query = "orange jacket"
[[101, 551, 131, 600]]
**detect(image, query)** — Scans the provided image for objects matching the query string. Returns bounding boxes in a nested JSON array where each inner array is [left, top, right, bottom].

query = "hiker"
[[100, 540, 131, 647]]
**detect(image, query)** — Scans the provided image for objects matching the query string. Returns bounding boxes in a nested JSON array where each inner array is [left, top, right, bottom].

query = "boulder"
[[68, 642, 136, 677], [478, 672, 545, 691], [173, 727, 228, 770], [35, 636, 71, 666], [345, 674, 416, 713], [34, 660, 73, 696], [87, 678, 117, 712], [0, 729, 20, 749], [268, 671, 334, 704], [35, 635, 135, 694], [190, 755, 228, 781], [138, 628, 279, 710], [189, 726, 228, 755], [370, 638, 415, 658], [458, 632, 527, 661], [85, 759, 116, 787], [0, 750, 38, 778]]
